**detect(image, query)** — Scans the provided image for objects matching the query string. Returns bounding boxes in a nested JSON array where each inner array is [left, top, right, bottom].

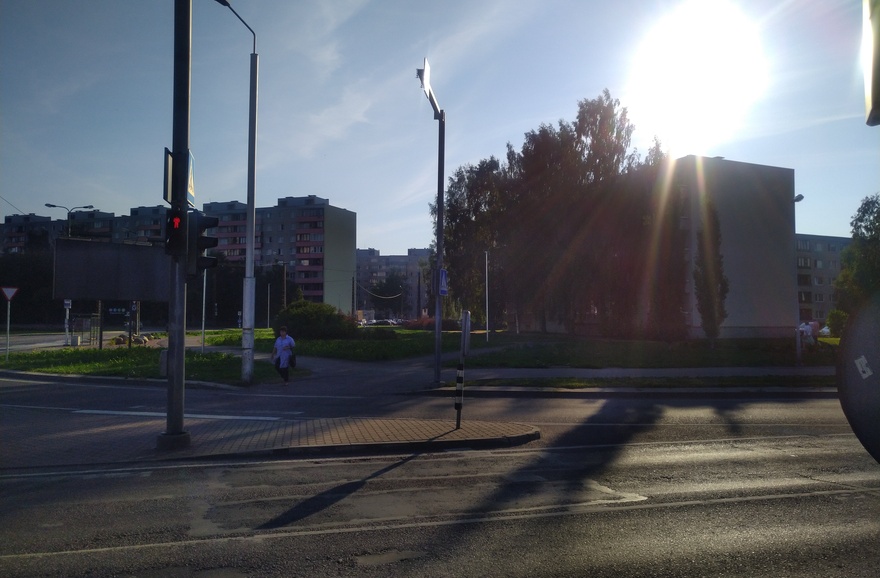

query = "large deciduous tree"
[[438, 88, 678, 337], [835, 192, 880, 314]]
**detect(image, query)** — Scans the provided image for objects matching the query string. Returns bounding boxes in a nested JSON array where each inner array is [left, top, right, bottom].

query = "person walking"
[[271, 326, 296, 385]]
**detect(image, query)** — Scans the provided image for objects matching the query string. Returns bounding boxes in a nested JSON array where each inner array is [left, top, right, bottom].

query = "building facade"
[[795, 233, 851, 323], [203, 195, 356, 315], [670, 155, 799, 338], [3, 196, 356, 316]]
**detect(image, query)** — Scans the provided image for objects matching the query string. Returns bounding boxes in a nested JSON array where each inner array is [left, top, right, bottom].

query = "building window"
[[815, 259, 824, 269], [815, 293, 825, 302], [797, 240, 811, 251], [798, 291, 812, 303], [797, 257, 811, 268], [798, 274, 811, 286], [814, 276, 824, 285]]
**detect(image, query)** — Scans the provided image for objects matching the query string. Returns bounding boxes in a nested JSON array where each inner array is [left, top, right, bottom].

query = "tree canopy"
[[835, 193, 880, 314], [434, 89, 682, 337]]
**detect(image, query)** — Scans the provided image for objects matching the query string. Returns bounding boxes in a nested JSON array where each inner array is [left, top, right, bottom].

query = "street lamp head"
[[45, 203, 57, 208], [793, 194, 805, 203], [213, 0, 231, 7], [82, 205, 94, 209]]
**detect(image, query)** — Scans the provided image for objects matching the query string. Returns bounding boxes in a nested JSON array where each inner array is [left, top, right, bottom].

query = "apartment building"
[[1, 214, 56, 253], [795, 233, 851, 323], [670, 155, 799, 338], [202, 195, 356, 315]]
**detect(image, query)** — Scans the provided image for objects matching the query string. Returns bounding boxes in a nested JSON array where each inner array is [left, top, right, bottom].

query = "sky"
[[1, 0, 877, 256]]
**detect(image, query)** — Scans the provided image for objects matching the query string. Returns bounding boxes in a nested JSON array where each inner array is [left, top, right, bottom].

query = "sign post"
[[63, 299, 72, 346], [455, 310, 471, 429], [3, 287, 19, 361]]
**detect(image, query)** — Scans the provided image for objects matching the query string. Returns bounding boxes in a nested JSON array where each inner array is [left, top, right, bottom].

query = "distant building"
[[203, 195, 356, 315], [112, 206, 167, 245], [356, 248, 430, 320], [1, 214, 55, 253], [795, 233, 851, 323]]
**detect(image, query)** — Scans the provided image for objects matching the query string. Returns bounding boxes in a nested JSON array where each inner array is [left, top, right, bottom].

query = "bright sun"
[[626, 0, 769, 157]]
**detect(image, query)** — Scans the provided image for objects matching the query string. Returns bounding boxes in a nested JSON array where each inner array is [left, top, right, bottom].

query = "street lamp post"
[[214, 0, 259, 383], [416, 58, 445, 384], [44, 203, 94, 237], [45, 202, 95, 346]]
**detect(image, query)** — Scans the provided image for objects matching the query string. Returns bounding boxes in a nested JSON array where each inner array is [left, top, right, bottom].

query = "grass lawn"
[[0, 329, 838, 388]]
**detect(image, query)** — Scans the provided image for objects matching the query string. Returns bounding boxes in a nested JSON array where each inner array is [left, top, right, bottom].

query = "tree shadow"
[[436, 393, 809, 553], [256, 447, 423, 529]]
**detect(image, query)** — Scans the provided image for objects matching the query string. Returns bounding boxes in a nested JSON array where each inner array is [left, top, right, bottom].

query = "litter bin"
[[71, 335, 81, 347]]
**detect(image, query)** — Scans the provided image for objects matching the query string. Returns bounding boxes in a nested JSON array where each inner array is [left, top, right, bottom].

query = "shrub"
[[826, 309, 848, 337], [401, 317, 460, 331], [273, 300, 358, 339]]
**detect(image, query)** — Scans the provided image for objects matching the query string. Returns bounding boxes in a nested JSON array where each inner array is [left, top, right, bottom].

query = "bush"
[[826, 309, 848, 337], [273, 300, 358, 340], [401, 317, 460, 331]]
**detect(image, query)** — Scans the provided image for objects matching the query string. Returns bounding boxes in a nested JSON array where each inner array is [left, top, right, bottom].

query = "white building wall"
[[675, 156, 798, 338]]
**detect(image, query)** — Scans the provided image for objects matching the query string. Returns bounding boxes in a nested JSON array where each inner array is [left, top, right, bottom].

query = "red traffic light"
[[165, 207, 188, 256]]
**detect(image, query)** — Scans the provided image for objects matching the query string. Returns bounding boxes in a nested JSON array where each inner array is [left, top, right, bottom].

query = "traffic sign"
[[186, 150, 196, 208], [2, 287, 18, 301], [439, 269, 448, 296]]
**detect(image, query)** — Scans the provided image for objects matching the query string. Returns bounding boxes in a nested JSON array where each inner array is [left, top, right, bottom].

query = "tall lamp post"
[[416, 58, 445, 384], [45, 202, 95, 346], [214, 0, 259, 383], [44, 203, 94, 237]]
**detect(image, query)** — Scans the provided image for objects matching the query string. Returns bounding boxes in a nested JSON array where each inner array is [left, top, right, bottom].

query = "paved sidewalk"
[[0, 355, 835, 471], [0, 405, 539, 470]]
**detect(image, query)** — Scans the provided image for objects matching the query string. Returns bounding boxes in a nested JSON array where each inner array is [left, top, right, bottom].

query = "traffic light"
[[187, 210, 219, 276], [165, 206, 187, 256]]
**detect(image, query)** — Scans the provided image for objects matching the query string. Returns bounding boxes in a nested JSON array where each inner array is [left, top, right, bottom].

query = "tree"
[[438, 89, 668, 336], [692, 199, 729, 341], [442, 158, 503, 326], [835, 193, 880, 314]]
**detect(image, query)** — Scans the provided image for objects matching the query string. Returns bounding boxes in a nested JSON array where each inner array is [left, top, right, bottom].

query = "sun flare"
[[626, 0, 769, 156]]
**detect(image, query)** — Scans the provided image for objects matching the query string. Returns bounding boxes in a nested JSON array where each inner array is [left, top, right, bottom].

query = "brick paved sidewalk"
[[0, 408, 539, 470]]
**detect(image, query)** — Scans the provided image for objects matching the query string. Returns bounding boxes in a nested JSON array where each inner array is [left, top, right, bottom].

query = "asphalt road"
[[1, 373, 878, 577]]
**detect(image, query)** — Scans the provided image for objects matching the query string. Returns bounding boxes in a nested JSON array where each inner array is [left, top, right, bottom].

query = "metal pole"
[[159, 0, 192, 450], [241, 50, 258, 383], [282, 262, 287, 307], [5, 301, 10, 362], [433, 110, 445, 384], [201, 270, 207, 354], [485, 250, 489, 342]]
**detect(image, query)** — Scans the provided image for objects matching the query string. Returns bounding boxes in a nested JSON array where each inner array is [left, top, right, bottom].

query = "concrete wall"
[[324, 205, 356, 315]]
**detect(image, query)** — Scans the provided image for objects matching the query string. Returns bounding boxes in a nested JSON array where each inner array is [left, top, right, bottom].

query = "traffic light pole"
[[158, 0, 192, 450]]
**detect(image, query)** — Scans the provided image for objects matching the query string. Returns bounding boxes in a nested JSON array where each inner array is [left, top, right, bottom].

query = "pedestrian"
[[271, 325, 296, 385]]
